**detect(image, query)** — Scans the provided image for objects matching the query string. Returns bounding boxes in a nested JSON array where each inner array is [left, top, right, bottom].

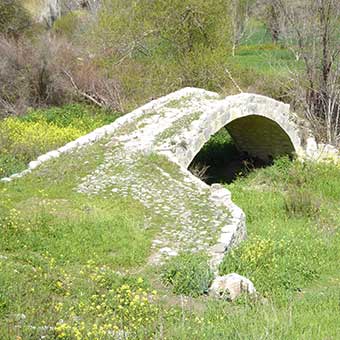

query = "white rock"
[[209, 273, 256, 301]]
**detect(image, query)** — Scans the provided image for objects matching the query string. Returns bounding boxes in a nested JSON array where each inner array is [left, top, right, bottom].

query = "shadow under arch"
[[189, 115, 295, 184]]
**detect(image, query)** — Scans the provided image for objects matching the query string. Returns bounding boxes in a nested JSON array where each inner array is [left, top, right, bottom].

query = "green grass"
[[163, 159, 340, 339], [0, 104, 120, 178], [221, 158, 340, 298], [0, 140, 157, 338], [227, 19, 302, 90], [1, 142, 340, 338]]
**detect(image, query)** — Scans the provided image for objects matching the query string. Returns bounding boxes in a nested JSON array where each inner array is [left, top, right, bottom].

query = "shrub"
[[0, 34, 123, 118], [96, 0, 232, 56], [0, 0, 32, 37], [88, 0, 236, 106], [52, 11, 85, 38], [161, 252, 213, 297], [176, 46, 233, 91], [284, 187, 321, 218]]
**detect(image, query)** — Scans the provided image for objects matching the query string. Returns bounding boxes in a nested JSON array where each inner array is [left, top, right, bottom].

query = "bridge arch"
[[168, 92, 307, 168], [224, 114, 295, 162]]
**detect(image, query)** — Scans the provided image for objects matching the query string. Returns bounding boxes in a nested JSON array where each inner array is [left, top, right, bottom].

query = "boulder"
[[209, 273, 256, 301]]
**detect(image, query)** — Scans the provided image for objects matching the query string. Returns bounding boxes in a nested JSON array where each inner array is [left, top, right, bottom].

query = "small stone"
[[209, 273, 256, 301]]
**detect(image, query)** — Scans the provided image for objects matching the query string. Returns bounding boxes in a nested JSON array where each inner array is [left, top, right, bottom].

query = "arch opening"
[[189, 115, 295, 184]]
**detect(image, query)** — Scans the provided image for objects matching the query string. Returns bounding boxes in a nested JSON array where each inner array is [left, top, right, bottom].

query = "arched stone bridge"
[[153, 89, 313, 168], [2, 88, 338, 268]]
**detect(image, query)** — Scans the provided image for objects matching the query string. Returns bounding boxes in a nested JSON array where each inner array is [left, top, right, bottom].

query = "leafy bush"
[[0, 0, 32, 37], [161, 252, 213, 297], [53, 11, 85, 38], [88, 0, 237, 107], [0, 34, 123, 117], [96, 0, 232, 57]]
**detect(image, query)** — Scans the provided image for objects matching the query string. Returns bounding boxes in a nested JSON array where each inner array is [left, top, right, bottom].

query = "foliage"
[[52, 10, 85, 39], [0, 0, 300, 114], [161, 252, 214, 297], [0, 34, 123, 118], [97, 0, 232, 56], [0, 0, 32, 37], [88, 0, 236, 107], [272, 0, 340, 145], [1, 3, 340, 339]]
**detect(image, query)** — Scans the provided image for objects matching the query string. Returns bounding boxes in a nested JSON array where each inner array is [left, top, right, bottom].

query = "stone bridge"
[[154, 89, 313, 168], [2, 88, 338, 268]]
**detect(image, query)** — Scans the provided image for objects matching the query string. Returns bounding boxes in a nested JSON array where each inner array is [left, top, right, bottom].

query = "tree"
[[264, 2, 281, 43], [230, 0, 255, 56], [274, 0, 340, 145], [96, 0, 232, 57]]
